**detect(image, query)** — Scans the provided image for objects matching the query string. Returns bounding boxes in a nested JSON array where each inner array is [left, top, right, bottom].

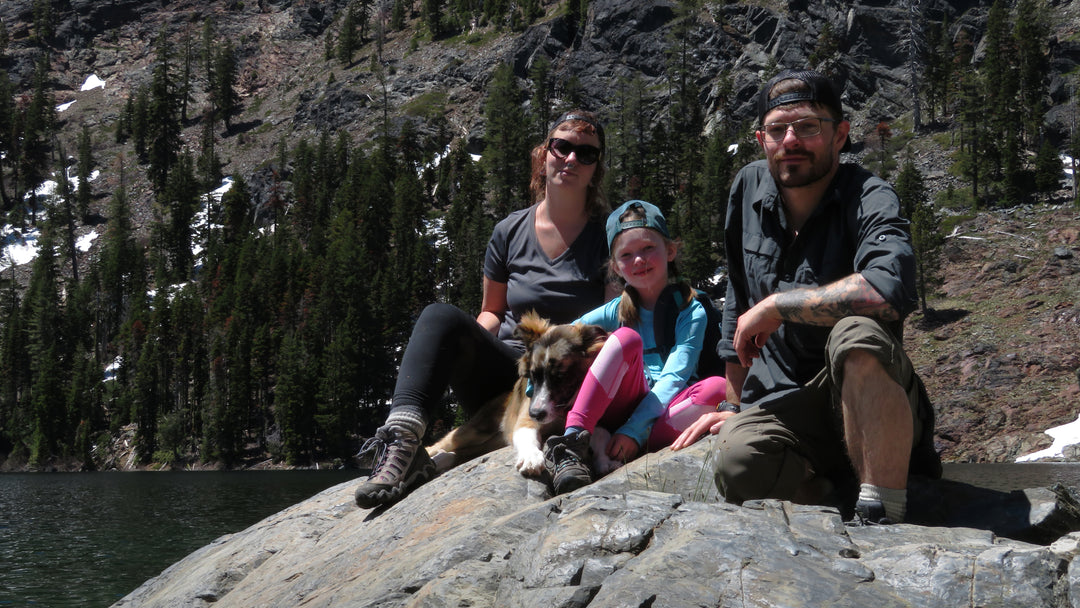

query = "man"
[[685, 69, 940, 524]]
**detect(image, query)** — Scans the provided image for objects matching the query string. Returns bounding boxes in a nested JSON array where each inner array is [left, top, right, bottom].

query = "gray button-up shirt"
[[718, 160, 917, 408]]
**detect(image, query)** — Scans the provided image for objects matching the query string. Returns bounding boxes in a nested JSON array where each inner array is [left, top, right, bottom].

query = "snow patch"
[[1016, 413, 1080, 462], [76, 231, 98, 253], [0, 226, 41, 270], [81, 74, 106, 91]]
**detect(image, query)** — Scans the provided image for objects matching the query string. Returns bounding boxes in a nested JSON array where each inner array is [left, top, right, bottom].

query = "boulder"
[[114, 437, 1080, 607]]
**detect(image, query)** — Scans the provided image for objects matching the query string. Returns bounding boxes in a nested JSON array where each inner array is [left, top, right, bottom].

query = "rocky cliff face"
[[114, 439, 1080, 607]]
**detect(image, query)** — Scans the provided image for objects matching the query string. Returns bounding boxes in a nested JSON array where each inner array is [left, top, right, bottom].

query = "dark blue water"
[[1, 464, 1078, 607], [0, 470, 356, 608]]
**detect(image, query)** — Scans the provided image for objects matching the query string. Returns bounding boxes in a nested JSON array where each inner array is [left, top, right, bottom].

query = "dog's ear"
[[577, 323, 609, 356], [514, 310, 551, 349]]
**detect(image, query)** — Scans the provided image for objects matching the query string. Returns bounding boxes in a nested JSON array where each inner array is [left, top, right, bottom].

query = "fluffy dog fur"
[[426, 312, 608, 476]]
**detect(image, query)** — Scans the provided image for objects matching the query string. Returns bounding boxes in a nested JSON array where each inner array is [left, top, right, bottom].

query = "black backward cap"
[[756, 69, 849, 152]]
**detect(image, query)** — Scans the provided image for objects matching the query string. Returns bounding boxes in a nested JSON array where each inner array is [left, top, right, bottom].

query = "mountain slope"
[[0, 0, 1078, 467]]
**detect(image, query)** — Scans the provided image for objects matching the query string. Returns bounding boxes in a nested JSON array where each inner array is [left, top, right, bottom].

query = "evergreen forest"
[[0, 0, 1070, 469]]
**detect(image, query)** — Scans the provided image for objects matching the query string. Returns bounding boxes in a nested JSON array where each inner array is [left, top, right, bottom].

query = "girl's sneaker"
[[543, 430, 594, 495]]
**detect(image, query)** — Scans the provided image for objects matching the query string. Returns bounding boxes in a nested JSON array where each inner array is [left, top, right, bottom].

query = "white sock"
[[859, 483, 907, 522]]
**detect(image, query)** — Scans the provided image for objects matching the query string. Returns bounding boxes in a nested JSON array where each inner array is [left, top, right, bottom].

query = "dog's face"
[[514, 312, 608, 436]]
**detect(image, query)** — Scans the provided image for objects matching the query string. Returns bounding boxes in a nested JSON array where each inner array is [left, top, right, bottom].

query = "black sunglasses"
[[547, 138, 602, 165]]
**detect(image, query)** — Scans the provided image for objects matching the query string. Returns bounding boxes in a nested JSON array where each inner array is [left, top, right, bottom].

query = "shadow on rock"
[[907, 475, 1080, 544]]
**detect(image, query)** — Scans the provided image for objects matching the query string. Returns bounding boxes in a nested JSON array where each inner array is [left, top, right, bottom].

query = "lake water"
[[0, 470, 357, 608], [2, 463, 1080, 607]]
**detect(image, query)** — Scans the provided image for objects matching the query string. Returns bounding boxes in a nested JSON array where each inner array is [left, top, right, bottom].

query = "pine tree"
[[98, 155, 143, 346], [116, 93, 133, 145], [1034, 137, 1062, 201], [66, 347, 101, 467], [201, 18, 217, 93], [24, 228, 67, 465], [147, 28, 182, 194], [0, 70, 13, 211], [355, 0, 373, 42], [221, 174, 253, 245], [31, 0, 55, 45], [391, 0, 406, 31], [0, 20, 9, 58], [275, 330, 314, 465], [528, 55, 553, 143], [197, 109, 222, 190], [387, 161, 435, 336], [17, 55, 56, 221], [1071, 127, 1080, 207], [923, 17, 954, 123], [667, 8, 710, 283], [1013, 0, 1050, 147], [701, 126, 734, 268], [76, 125, 93, 222], [910, 197, 944, 314], [980, 0, 1015, 192], [895, 158, 943, 313], [131, 321, 160, 464], [0, 266, 27, 453], [441, 143, 489, 312], [168, 284, 206, 456], [482, 63, 529, 219], [213, 42, 240, 132], [157, 151, 200, 283], [566, 0, 588, 39], [131, 85, 150, 161], [337, 3, 360, 66], [522, 0, 541, 25], [52, 144, 80, 284], [423, 0, 444, 39], [179, 33, 195, 123]]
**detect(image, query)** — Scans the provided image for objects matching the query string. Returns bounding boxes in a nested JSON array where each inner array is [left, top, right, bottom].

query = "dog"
[[426, 311, 609, 477]]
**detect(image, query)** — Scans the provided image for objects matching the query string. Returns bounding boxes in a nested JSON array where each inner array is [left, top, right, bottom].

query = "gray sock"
[[859, 483, 907, 522], [385, 408, 427, 440]]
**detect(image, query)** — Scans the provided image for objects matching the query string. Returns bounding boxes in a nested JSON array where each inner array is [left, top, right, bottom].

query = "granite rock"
[[115, 437, 1080, 608]]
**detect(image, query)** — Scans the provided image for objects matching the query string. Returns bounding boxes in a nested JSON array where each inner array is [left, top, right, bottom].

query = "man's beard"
[[767, 148, 835, 188]]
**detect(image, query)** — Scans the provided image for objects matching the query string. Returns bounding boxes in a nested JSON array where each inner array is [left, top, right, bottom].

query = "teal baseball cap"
[[606, 200, 670, 250]]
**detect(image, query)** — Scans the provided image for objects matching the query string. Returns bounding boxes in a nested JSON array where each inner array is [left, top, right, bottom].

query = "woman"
[[355, 110, 615, 508]]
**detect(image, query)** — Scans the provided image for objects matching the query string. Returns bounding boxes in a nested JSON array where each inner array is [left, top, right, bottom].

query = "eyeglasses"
[[547, 138, 602, 165], [758, 117, 838, 142]]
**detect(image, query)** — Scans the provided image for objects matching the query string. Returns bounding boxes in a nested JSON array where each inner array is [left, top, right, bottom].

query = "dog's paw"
[[429, 449, 456, 474], [515, 448, 546, 476], [593, 452, 624, 477]]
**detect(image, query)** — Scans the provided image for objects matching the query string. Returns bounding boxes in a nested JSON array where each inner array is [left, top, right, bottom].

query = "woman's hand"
[[670, 411, 736, 451], [606, 433, 640, 462]]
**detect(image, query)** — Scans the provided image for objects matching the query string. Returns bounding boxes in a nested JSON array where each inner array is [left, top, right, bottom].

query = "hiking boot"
[[543, 430, 593, 495], [851, 498, 895, 526], [354, 425, 436, 509]]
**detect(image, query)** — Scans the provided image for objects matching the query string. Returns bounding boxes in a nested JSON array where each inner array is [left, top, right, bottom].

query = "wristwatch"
[[716, 400, 740, 414]]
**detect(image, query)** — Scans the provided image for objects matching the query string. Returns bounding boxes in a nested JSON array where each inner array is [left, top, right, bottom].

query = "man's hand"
[[732, 295, 782, 367], [606, 432, 640, 462], [670, 411, 737, 451]]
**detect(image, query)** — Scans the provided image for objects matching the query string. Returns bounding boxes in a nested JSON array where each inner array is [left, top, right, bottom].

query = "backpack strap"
[[646, 283, 692, 359]]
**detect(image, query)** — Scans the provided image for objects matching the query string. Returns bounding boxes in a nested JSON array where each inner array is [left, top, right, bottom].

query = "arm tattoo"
[[772, 274, 900, 326]]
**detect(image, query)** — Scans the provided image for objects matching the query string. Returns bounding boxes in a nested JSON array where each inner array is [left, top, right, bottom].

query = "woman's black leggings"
[[388, 302, 522, 427]]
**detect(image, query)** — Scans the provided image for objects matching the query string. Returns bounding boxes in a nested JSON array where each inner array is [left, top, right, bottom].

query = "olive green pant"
[[714, 316, 929, 504]]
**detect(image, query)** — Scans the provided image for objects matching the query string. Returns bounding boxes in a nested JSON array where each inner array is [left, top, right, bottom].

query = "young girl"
[[542, 200, 728, 495]]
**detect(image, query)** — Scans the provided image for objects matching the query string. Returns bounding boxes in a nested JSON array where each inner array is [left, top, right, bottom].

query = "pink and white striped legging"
[[565, 326, 728, 450]]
